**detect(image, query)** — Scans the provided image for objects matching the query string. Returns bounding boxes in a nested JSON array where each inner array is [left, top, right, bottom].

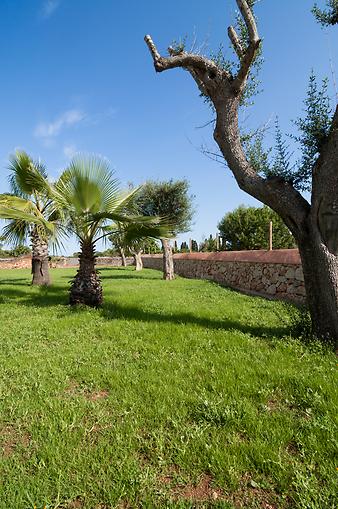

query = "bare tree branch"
[[144, 35, 232, 94], [196, 119, 216, 130], [236, 0, 260, 43], [227, 26, 244, 59], [232, 39, 261, 91], [228, 0, 261, 92], [144, 35, 161, 62], [144, 1, 338, 344]]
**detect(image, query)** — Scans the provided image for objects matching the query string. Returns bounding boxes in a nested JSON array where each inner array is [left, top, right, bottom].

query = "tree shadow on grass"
[[97, 301, 288, 339], [59, 267, 161, 281], [0, 278, 30, 285], [0, 271, 290, 339], [0, 282, 68, 306]]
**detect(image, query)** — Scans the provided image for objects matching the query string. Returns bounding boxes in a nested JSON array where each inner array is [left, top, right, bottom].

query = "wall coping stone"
[[142, 249, 301, 265]]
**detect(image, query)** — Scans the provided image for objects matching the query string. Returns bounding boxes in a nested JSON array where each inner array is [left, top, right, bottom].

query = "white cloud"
[[34, 109, 86, 139], [41, 0, 61, 18], [63, 144, 78, 159]]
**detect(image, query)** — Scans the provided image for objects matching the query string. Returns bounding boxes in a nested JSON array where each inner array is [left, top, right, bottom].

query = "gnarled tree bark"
[[119, 246, 127, 267], [131, 249, 143, 271], [70, 240, 102, 307], [145, 0, 338, 347], [31, 227, 50, 286], [161, 238, 174, 280]]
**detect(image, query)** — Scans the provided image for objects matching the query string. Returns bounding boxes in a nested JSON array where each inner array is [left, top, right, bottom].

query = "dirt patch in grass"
[[85, 389, 109, 402], [1, 425, 31, 457], [285, 441, 300, 457], [64, 379, 80, 395], [158, 469, 282, 508], [234, 431, 249, 443], [264, 395, 312, 421], [158, 464, 182, 486], [171, 473, 224, 502], [228, 474, 282, 509], [64, 380, 109, 402], [138, 451, 152, 468], [116, 501, 132, 509], [266, 398, 282, 412], [158, 469, 225, 502], [67, 497, 84, 508]]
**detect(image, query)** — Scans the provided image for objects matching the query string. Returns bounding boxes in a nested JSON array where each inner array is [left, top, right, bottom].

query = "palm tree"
[[0, 151, 58, 285], [54, 155, 171, 306]]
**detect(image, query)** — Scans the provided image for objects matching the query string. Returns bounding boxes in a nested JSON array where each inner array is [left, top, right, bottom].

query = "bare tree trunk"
[[161, 238, 174, 280], [31, 229, 50, 286], [132, 250, 143, 271], [119, 247, 127, 267], [70, 240, 102, 307], [298, 229, 338, 344], [144, 2, 338, 346]]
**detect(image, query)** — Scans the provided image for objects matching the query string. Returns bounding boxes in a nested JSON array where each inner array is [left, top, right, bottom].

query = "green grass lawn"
[[0, 267, 337, 509]]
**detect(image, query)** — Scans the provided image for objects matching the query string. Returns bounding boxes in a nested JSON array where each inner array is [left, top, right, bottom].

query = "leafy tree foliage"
[[109, 231, 160, 255], [180, 241, 189, 252], [246, 73, 333, 192], [135, 179, 194, 278], [0, 243, 31, 258], [218, 205, 296, 251], [200, 234, 218, 252], [136, 179, 194, 235], [312, 0, 338, 25], [191, 239, 199, 252], [291, 73, 332, 190]]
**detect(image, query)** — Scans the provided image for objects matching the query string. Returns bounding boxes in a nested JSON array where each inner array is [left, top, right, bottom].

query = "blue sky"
[[0, 0, 337, 254]]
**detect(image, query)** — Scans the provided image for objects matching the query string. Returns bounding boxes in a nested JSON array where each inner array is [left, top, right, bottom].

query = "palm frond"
[[54, 154, 121, 215], [0, 199, 57, 238], [8, 150, 52, 198], [53, 154, 174, 247], [0, 194, 39, 214], [1, 219, 29, 246], [122, 220, 174, 243]]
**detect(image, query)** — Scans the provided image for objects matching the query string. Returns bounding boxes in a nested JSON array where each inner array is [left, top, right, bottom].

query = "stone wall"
[[50, 256, 134, 268], [0, 255, 134, 270], [142, 250, 305, 303], [0, 255, 31, 269]]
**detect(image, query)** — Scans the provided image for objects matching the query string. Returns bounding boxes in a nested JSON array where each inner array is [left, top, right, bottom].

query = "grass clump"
[[0, 267, 337, 508]]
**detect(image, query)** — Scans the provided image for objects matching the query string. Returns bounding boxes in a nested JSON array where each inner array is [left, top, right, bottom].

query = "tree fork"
[[145, 0, 338, 346]]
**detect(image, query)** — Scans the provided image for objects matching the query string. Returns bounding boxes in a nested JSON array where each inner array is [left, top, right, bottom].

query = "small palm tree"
[[0, 151, 58, 285], [54, 155, 171, 306]]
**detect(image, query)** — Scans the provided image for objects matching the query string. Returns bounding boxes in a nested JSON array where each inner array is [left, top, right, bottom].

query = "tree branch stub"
[[235, 0, 260, 44]]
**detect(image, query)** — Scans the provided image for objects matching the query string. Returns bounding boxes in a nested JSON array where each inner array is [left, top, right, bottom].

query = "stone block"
[[295, 285, 306, 296], [277, 282, 287, 292], [267, 284, 277, 295], [295, 267, 304, 281], [285, 268, 295, 279]]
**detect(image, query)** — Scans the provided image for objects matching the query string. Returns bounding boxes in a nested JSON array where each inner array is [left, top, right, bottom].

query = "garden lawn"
[[0, 267, 337, 509]]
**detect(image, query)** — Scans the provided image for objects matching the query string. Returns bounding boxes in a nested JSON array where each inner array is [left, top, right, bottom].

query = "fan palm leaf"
[[56, 154, 173, 306], [0, 151, 60, 285]]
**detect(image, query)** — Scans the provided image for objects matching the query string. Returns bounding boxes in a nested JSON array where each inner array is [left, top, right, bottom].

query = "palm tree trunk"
[[31, 228, 50, 286], [70, 240, 103, 307]]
